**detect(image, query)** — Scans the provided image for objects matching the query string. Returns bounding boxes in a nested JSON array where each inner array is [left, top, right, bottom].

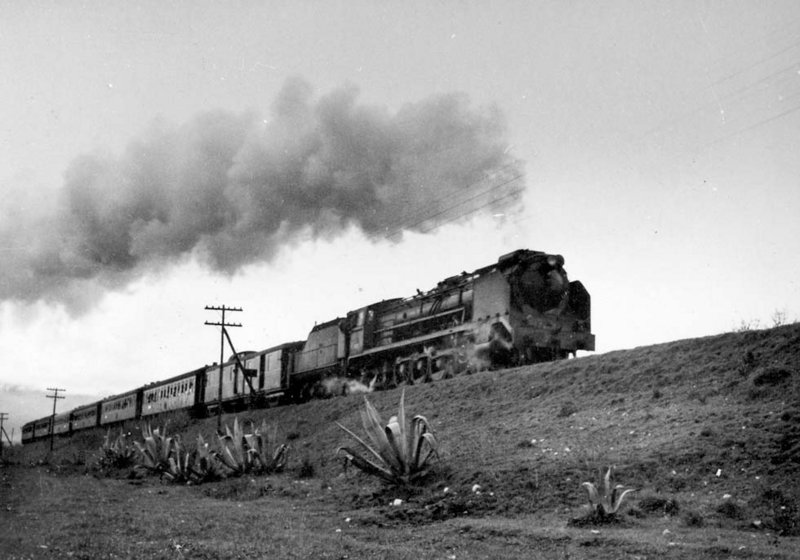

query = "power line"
[[638, 59, 800, 143], [384, 170, 524, 240], [711, 35, 800, 87], [701, 13, 800, 72], [702, 98, 800, 149], [413, 185, 526, 237]]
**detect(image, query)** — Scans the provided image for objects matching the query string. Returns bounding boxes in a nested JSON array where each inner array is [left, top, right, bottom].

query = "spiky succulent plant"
[[213, 418, 288, 475], [336, 388, 438, 485], [191, 434, 223, 483], [581, 466, 636, 518], [134, 424, 175, 476], [244, 419, 288, 474], [97, 430, 137, 470]]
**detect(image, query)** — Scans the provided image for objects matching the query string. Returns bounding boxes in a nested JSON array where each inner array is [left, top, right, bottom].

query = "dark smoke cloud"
[[0, 78, 523, 310]]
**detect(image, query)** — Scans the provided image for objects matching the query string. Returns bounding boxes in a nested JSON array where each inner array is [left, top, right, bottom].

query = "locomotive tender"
[[22, 249, 593, 444]]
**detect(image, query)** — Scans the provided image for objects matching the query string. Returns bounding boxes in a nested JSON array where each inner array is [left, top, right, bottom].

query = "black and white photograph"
[[1, 1, 799, 558]]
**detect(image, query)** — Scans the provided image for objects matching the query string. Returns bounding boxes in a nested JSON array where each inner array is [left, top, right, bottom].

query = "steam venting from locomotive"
[[0, 77, 522, 312]]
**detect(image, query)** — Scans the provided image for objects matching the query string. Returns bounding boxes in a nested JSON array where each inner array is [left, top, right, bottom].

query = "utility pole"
[[0, 413, 10, 459], [204, 305, 242, 432], [45, 388, 65, 452]]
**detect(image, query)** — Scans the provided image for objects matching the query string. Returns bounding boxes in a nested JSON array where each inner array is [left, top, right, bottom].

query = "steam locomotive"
[[22, 249, 593, 444]]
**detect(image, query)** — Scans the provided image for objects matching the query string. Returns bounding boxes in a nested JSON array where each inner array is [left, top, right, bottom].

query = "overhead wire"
[[382, 170, 524, 240], [380, 160, 522, 237], [372, 15, 800, 239]]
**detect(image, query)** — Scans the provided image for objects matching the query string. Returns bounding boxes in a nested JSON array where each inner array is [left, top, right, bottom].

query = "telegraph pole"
[[204, 305, 242, 432], [45, 388, 65, 452], [0, 413, 10, 459]]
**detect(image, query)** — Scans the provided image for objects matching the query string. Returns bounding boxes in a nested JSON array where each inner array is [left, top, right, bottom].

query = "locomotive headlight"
[[546, 254, 565, 267]]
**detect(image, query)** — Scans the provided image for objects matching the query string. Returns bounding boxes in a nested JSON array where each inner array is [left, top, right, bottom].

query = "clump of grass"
[[638, 495, 680, 516], [752, 366, 791, 386], [297, 456, 315, 479], [716, 500, 745, 520], [557, 401, 578, 418], [683, 510, 705, 527], [336, 388, 439, 486]]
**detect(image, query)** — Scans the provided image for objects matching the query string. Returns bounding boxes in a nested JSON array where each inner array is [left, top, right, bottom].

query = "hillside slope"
[[15, 323, 800, 536]]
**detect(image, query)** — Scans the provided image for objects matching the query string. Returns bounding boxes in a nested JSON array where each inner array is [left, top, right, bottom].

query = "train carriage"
[[203, 359, 239, 410], [142, 368, 204, 418], [21, 421, 35, 445], [71, 402, 100, 431], [241, 342, 304, 398], [100, 389, 141, 425], [33, 416, 52, 440], [53, 412, 71, 435], [204, 342, 304, 410]]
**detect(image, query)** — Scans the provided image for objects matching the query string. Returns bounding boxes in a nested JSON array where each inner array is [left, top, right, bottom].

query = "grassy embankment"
[[2, 324, 799, 559]]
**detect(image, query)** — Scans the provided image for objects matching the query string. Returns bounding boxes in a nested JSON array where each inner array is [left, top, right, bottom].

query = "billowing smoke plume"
[[0, 78, 523, 310]]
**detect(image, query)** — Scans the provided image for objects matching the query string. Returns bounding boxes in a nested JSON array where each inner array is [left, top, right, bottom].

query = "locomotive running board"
[[349, 324, 473, 360]]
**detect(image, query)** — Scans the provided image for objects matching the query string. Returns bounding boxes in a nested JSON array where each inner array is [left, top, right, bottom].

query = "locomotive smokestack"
[[0, 77, 523, 312]]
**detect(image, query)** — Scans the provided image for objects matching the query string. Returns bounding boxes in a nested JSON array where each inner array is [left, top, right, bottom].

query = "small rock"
[[391, 498, 403, 506], [716, 469, 722, 477], [662, 529, 672, 536], [472, 484, 481, 493], [752, 520, 763, 529]]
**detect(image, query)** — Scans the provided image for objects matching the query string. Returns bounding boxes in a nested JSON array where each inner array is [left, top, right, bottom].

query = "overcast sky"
[[2, 1, 799, 441]]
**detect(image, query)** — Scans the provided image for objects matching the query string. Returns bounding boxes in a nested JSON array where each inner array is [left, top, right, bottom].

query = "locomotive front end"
[[505, 251, 594, 361]]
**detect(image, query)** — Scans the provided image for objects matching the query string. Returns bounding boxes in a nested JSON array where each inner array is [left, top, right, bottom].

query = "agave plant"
[[134, 423, 175, 476], [336, 388, 438, 485], [192, 434, 223, 483], [213, 418, 251, 475], [213, 418, 287, 476], [97, 430, 137, 470], [581, 466, 636, 518], [164, 437, 194, 483], [244, 419, 289, 474]]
